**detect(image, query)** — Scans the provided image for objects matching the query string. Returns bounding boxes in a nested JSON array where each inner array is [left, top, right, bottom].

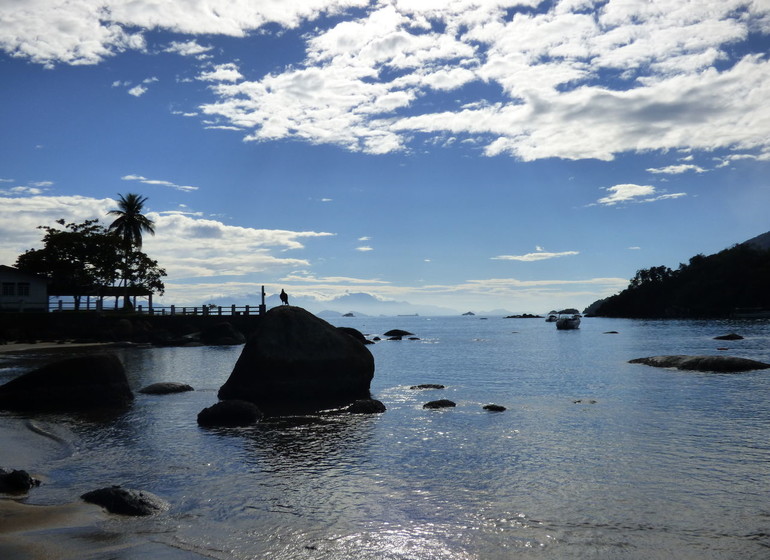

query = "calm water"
[[2, 316, 770, 559]]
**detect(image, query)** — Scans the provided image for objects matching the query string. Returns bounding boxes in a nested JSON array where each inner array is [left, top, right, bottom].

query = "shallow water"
[[2, 316, 770, 559]]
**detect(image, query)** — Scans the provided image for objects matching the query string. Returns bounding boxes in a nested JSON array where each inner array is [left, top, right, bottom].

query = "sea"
[[1, 315, 770, 559]]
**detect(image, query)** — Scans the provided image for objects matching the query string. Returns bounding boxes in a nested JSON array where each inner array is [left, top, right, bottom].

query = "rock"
[[200, 322, 246, 346], [337, 326, 368, 345], [483, 404, 506, 412], [81, 486, 170, 516], [139, 382, 194, 395], [604, 331, 619, 334], [346, 399, 386, 414], [218, 306, 374, 413], [410, 384, 445, 390], [0, 469, 40, 494], [714, 333, 744, 341], [629, 355, 770, 373], [197, 400, 263, 427], [384, 329, 413, 337], [0, 354, 133, 412], [423, 399, 456, 409]]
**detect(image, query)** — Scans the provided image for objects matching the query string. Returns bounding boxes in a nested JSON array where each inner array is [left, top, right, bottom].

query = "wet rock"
[[218, 306, 374, 413], [81, 486, 170, 516], [197, 400, 263, 427], [384, 329, 413, 337], [346, 399, 386, 414], [139, 382, 194, 395], [483, 404, 506, 412], [423, 399, 456, 409], [0, 354, 133, 412], [410, 384, 445, 390], [629, 355, 770, 372], [0, 469, 40, 494], [713, 333, 744, 341]]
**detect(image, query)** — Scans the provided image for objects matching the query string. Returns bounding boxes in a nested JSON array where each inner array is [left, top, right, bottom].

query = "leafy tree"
[[108, 193, 156, 309], [15, 218, 165, 310]]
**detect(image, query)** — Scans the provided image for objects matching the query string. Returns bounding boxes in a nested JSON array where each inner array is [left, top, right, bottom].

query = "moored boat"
[[555, 309, 581, 329]]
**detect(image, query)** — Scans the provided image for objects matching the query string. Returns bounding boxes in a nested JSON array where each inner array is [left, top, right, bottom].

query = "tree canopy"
[[15, 217, 165, 310], [590, 243, 770, 318]]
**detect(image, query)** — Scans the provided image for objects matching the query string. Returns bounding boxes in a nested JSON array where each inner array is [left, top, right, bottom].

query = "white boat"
[[555, 309, 581, 330], [545, 311, 558, 322]]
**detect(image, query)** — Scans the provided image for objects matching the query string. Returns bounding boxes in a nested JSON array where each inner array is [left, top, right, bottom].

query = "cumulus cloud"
[[596, 184, 687, 206], [1, 1, 769, 161]]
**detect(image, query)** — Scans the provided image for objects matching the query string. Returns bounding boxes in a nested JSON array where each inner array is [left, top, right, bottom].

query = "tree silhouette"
[[108, 193, 156, 309]]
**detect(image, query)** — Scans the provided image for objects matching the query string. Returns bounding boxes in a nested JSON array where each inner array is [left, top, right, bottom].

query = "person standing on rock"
[[280, 289, 289, 305]]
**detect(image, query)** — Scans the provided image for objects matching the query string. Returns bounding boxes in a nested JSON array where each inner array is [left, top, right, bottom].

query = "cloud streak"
[[596, 184, 686, 206]]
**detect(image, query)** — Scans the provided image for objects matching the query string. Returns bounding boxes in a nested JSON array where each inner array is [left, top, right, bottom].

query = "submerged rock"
[[410, 384, 445, 390], [218, 306, 374, 413], [423, 399, 456, 409], [81, 486, 170, 516], [629, 355, 770, 372], [384, 329, 414, 337], [139, 382, 194, 395], [0, 354, 133, 412], [197, 400, 263, 427]]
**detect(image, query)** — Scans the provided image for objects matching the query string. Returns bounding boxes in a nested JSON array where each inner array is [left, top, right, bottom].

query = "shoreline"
[[0, 341, 115, 355]]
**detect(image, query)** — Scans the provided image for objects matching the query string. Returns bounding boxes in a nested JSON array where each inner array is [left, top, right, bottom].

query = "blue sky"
[[1, 0, 769, 315]]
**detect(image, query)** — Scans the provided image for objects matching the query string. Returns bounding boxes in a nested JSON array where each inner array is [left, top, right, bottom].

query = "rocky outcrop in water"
[[218, 306, 374, 413], [200, 321, 246, 346], [629, 355, 770, 372], [0, 354, 133, 412], [423, 399, 456, 409], [345, 398, 386, 414], [197, 400, 263, 427], [713, 333, 744, 341], [139, 382, 194, 395], [81, 486, 170, 516]]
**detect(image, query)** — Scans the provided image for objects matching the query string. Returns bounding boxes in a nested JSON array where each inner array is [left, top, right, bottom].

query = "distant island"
[[586, 231, 770, 318], [504, 313, 543, 319]]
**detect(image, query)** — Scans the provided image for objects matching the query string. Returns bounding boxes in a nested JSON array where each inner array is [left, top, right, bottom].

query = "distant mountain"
[[742, 230, 770, 251]]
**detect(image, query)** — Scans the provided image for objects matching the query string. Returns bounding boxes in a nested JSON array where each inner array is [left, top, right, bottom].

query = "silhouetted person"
[[280, 289, 289, 305]]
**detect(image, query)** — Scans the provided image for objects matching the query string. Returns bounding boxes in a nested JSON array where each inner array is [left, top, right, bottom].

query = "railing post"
[[245, 305, 250, 315], [218, 306, 222, 316], [58, 300, 63, 312], [138, 305, 143, 313], [171, 305, 176, 316], [231, 304, 236, 316]]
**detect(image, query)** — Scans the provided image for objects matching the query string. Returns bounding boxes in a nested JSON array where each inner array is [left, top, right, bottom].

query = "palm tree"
[[108, 193, 155, 309]]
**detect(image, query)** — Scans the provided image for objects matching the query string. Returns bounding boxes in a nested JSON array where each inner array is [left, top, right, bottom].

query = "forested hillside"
[[589, 241, 770, 318]]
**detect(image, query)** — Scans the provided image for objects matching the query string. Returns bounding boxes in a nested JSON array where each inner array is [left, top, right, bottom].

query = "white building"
[[0, 265, 48, 312]]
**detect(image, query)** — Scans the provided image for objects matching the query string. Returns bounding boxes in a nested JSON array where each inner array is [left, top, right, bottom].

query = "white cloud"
[[492, 250, 579, 262], [647, 164, 706, 174], [1, 1, 769, 161], [356, 246, 373, 252], [596, 183, 686, 206], [122, 174, 199, 192], [198, 63, 243, 82], [127, 84, 147, 97]]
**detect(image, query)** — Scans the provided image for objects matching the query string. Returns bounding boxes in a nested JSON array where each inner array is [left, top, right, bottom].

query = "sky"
[[1, 0, 769, 315]]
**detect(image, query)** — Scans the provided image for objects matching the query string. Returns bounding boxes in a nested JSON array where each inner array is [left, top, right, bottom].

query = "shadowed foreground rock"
[[218, 306, 374, 413], [629, 355, 770, 372], [345, 398, 386, 414], [0, 469, 40, 494], [81, 486, 170, 516], [0, 354, 133, 412]]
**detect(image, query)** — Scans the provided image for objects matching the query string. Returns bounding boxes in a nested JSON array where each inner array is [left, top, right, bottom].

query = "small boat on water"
[[555, 309, 581, 330], [545, 311, 558, 322]]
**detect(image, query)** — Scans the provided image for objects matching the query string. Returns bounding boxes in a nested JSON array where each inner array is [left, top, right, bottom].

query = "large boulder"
[[0, 354, 133, 412], [629, 355, 770, 372], [218, 306, 374, 413], [200, 321, 246, 346], [197, 400, 263, 427]]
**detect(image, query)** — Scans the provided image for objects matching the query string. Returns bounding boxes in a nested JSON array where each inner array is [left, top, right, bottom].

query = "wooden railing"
[[47, 300, 265, 316]]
